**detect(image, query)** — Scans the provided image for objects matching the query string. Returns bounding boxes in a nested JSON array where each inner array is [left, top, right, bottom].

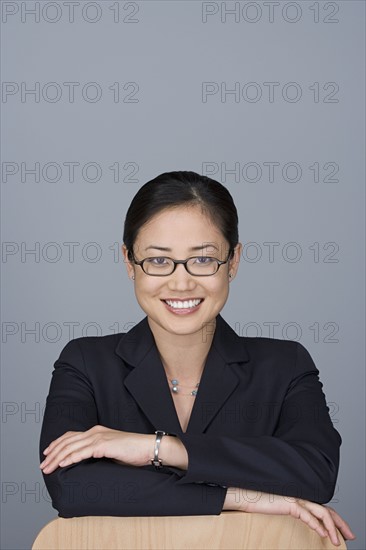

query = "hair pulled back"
[[123, 171, 239, 258]]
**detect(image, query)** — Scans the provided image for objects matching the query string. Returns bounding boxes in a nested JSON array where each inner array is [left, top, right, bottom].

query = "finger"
[[43, 426, 107, 455], [58, 442, 98, 467], [299, 508, 329, 539], [290, 504, 328, 539], [41, 443, 91, 473], [42, 431, 80, 455], [41, 435, 98, 473], [41, 433, 88, 470], [327, 507, 356, 540], [40, 439, 77, 471], [42, 429, 98, 462], [302, 502, 340, 546], [316, 509, 339, 546]]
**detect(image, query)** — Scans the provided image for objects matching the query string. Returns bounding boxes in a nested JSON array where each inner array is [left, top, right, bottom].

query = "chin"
[[164, 318, 202, 335], [164, 311, 218, 337]]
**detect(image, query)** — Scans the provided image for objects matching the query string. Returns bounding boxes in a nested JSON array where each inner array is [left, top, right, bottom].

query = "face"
[[122, 205, 241, 340]]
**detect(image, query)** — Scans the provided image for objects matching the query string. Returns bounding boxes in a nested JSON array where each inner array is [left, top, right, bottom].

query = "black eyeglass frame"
[[130, 250, 234, 277]]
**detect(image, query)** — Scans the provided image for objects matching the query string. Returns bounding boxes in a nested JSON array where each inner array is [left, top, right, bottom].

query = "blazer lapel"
[[115, 318, 182, 434], [187, 315, 250, 433]]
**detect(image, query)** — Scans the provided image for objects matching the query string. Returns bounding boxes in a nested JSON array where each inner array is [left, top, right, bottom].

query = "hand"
[[40, 425, 155, 474], [224, 488, 356, 546]]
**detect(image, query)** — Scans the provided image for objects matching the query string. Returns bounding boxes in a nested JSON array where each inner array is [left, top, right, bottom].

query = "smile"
[[163, 299, 203, 310]]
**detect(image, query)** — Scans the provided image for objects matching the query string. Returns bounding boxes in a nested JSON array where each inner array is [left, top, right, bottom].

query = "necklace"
[[166, 376, 200, 397]]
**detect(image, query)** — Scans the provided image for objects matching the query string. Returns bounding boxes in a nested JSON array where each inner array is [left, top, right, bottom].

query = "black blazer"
[[40, 315, 341, 518]]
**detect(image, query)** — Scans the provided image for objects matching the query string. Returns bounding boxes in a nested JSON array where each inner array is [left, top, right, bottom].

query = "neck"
[[147, 317, 216, 380]]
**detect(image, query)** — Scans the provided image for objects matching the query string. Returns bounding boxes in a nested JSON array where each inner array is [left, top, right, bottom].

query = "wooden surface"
[[32, 511, 347, 550]]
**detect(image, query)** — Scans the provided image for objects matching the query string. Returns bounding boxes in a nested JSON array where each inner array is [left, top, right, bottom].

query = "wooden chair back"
[[32, 511, 347, 549]]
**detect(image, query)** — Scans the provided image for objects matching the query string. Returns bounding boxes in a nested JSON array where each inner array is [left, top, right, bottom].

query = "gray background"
[[1, 1, 365, 548]]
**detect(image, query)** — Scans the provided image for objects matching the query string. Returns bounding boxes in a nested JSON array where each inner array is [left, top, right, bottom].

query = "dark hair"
[[123, 171, 239, 259]]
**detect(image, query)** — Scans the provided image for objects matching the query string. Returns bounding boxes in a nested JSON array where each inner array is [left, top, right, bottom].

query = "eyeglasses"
[[131, 251, 233, 277]]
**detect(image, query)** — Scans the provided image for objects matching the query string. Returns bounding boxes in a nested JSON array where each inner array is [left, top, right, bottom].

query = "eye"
[[147, 257, 168, 265], [195, 256, 215, 264]]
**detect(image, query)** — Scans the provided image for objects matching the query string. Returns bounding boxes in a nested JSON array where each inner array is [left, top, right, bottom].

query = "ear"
[[121, 244, 135, 280], [228, 242, 242, 280]]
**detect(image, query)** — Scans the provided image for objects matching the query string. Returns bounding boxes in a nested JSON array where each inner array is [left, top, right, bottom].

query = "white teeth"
[[165, 299, 202, 309]]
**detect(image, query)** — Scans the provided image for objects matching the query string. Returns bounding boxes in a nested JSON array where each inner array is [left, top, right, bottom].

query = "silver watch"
[[150, 430, 167, 469]]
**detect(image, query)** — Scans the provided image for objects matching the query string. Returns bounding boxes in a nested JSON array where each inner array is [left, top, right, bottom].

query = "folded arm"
[[176, 342, 341, 504], [39, 339, 224, 517]]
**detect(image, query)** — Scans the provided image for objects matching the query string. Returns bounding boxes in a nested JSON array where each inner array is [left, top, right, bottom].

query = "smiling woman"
[[39, 171, 355, 546]]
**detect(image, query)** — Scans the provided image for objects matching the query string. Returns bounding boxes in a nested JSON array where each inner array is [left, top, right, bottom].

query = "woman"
[[40, 171, 355, 545]]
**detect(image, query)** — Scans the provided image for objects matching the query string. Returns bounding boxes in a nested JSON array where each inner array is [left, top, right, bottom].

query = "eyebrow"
[[144, 244, 220, 252]]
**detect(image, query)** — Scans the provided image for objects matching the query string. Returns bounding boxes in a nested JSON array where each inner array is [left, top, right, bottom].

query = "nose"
[[167, 263, 197, 291]]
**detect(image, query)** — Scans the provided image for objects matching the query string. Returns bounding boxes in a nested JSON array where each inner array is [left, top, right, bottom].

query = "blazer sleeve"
[[39, 339, 226, 518], [176, 342, 341, 504]]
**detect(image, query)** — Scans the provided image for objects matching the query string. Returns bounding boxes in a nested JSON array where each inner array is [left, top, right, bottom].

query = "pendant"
[[169, 380, 199, 396]]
